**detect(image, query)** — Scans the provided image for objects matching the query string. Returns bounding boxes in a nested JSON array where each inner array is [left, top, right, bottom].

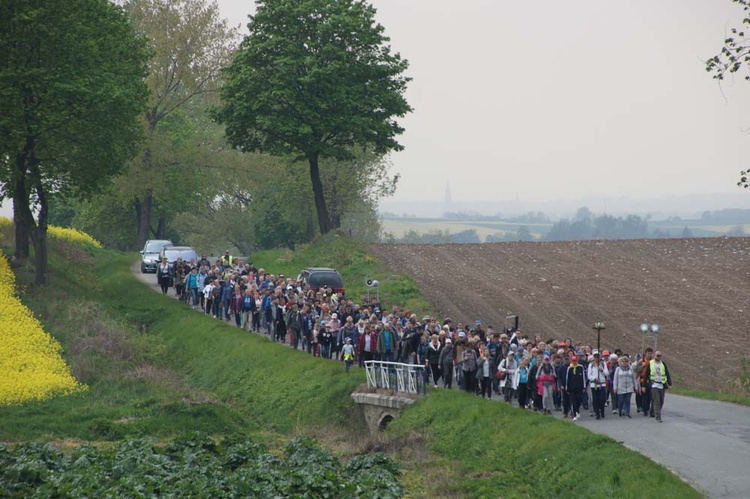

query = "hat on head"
[[571, 355, 578, 361], [510, 343, 518, 350], [602, 350, 610, 356], [544, 354, 550, 360], [592, 349, 600, 355], [458, 331, 466, 338], [331, 313, 337, 319], [610, 353, 618, 360], [445, 338, 452, 344], [345, 337, 351, 342], [474, 320, 482, 325]]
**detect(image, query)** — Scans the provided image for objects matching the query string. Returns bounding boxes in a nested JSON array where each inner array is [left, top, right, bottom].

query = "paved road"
[[131, 262, 750, 498], [572, 394, 750, 498]]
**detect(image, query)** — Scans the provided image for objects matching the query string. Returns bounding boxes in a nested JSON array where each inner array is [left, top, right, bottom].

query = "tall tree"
[[124, 0, 237, 247], [0, 0, 148, 284], [215, 0, 412, 235]]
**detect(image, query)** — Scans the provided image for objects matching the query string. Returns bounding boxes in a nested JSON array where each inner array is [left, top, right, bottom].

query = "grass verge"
[[671, 388, 750, 407]]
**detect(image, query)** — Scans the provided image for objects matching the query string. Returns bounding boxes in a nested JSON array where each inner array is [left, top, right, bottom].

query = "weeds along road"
[[131, 261, 750, 498]]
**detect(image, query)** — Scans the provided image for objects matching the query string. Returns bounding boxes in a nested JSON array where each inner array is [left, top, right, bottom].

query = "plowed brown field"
[[369, 238, 750, 390]]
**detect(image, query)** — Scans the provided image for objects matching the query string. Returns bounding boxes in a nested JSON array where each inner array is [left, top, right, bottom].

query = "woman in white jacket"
[[613, 355, 640, 418], [498, 351, 518, 403]]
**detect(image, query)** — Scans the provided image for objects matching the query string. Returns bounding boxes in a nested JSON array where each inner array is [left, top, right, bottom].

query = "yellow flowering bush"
[[0, 251, 86, 405], [48, 226, 103, 249], [0, 217, 102, 248]]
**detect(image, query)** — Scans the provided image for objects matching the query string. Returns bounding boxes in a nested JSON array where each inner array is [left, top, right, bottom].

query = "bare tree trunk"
[[309, 154, 331, 234], [155, 216, 166, 239], [13, 186, 31, 259], [31, 183, 49, 285], [136, 188, 153, 248]]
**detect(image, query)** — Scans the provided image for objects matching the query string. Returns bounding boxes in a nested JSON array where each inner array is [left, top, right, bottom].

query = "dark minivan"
[[298, 267, 345, 296]]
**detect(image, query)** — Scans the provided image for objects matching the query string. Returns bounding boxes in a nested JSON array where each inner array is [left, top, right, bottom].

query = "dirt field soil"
[[369, 238, 750, 391]]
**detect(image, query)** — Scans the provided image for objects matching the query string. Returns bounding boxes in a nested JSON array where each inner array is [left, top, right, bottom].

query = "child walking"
[[342, 338, 355, 373]]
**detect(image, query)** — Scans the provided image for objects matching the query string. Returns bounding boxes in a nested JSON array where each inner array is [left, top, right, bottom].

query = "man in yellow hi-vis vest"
[[643, 351, 672, 423]]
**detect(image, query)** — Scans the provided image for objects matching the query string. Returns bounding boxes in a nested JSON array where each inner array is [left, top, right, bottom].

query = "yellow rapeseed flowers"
[[0, 217, 102, 248], [0, 252, 86, 405], [48, 226, 103, 248]]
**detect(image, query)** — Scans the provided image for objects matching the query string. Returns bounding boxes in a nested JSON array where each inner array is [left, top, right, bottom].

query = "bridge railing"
[[364, 360, 427, 395]]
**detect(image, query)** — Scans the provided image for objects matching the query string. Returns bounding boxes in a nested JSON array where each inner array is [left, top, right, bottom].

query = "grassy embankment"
[[0, 230, 701, 497]]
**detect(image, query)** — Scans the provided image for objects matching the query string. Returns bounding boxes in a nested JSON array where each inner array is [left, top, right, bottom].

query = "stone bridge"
[[351, 392, 416, 434]]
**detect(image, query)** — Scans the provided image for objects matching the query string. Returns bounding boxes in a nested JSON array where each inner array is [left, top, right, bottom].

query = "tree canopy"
[[0, 0, 149, 283], [215, 0, 411, 234]]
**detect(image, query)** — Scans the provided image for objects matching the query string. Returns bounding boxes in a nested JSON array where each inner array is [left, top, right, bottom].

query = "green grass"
[[252, 231, 433, 315], [0, 230, 705, 497], [389, 390, 701, 499], [671, 388, 750, 407]]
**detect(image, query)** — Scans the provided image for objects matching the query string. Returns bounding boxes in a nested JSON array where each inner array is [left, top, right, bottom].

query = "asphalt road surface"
[[131, 261, 750, 498]]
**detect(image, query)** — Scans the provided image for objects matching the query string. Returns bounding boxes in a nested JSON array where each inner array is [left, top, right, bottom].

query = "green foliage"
[[215, 0, 411, 234], [0, 434, 403, 498]]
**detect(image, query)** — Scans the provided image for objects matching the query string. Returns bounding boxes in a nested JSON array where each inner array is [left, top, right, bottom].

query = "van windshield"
[[308, 272, 343, 288], [164, 249, 197, 262], [145, 241, 169, 253]]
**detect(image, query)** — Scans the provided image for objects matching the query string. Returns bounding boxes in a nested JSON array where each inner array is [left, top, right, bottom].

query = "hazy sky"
[[216, 0, 750, 206], [2, 0, 746, 220]]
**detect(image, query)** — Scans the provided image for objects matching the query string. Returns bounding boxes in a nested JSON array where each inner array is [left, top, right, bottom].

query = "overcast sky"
[[215, 0, 750, 208], [2, 0, 745, 220]]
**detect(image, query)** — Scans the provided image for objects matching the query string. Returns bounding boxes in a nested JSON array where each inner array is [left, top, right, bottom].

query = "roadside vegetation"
[[0, 223, 705, 497]]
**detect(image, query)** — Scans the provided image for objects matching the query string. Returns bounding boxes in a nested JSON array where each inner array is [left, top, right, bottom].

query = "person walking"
[[638, 348, 655, 417], [536, 355, 556, 414], [426, 334, 443, 388], [477, 348, 492, 398], [157, 258, 172, 295], [643, 350, 672, 422], [613, 355, 639, 418], [439, 339, 454, 389], [498, 351, 518, 403], [461, 338, 479, 394], [566, 355, 586, 421], [587, 350, 609, 419]]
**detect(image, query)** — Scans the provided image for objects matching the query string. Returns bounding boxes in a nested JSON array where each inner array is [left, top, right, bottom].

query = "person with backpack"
[[587, 350, 609, 420]]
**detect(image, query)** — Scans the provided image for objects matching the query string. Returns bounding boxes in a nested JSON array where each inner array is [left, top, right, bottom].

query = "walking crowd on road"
[[159, 252, 674, 423]]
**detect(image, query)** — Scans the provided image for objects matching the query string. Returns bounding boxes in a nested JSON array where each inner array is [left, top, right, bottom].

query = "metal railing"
[[364, 360, 427, 395]]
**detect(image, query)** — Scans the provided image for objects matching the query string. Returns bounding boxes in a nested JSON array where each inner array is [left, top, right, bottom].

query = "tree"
[[215, 0, 412, 235], [0, 0, 149, 284], [124, 0, 237, 247], [706, 1, 750, 188]]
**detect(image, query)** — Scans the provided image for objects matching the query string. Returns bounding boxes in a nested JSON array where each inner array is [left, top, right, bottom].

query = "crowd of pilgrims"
[[158, 253, 673, 422]]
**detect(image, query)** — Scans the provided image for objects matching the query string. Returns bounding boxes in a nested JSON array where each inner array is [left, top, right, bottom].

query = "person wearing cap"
[[643, 351, 672, 422], [565, 354, 586, 421], [439, 338, 454, 389], [587, 350, 609, 419]]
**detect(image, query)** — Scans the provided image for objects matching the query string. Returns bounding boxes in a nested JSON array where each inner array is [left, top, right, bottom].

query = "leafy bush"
[[0, 434, 403, 498]]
